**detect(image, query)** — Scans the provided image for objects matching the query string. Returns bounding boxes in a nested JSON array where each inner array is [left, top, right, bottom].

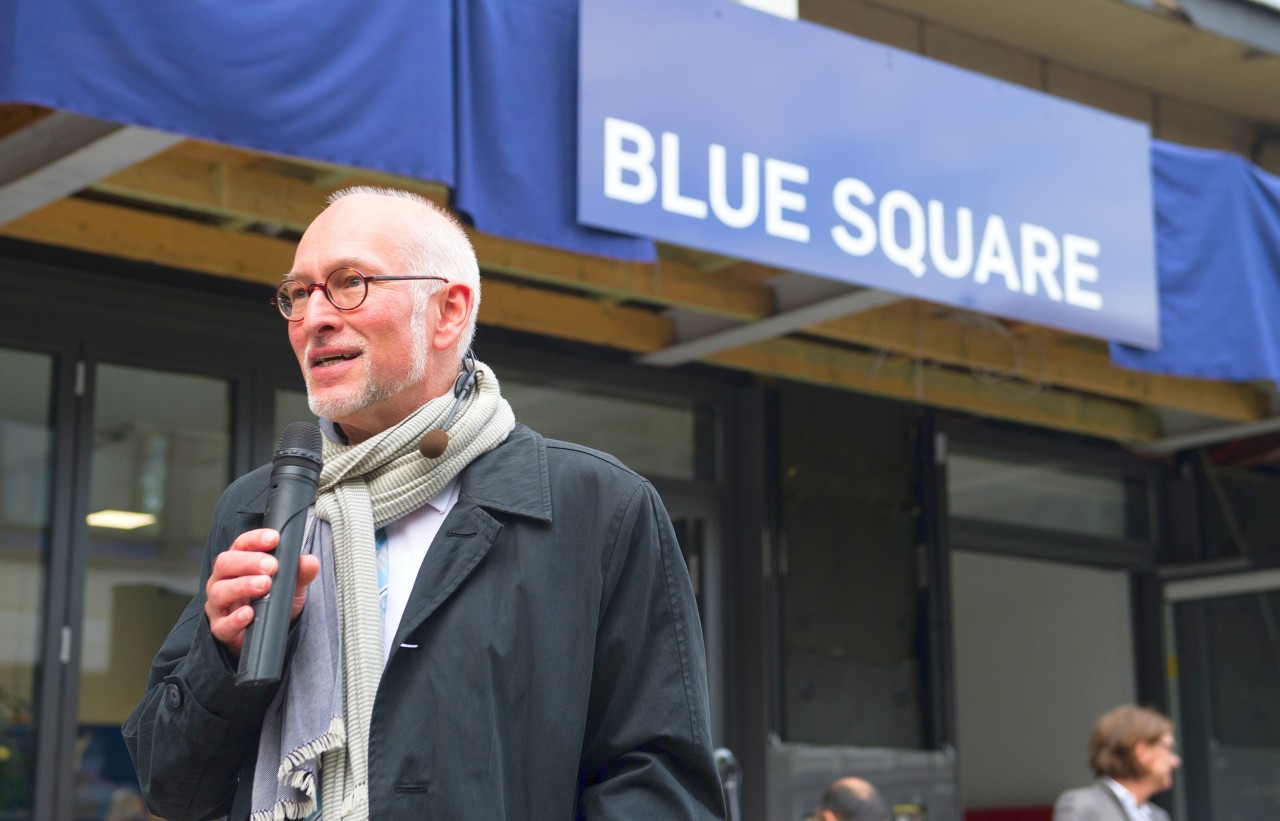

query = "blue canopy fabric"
[[1110, 140, 1280, 384], [0, 0, 455, 182], [454, 0, 655, 261], [0, 0, 654, 260]]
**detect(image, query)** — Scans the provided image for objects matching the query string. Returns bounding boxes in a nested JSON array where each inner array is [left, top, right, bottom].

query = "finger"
[[208, 573, 273, 610], [290, 555, 321, 620], [210, 550, 279, 584], [228, 528, 280, 553], [297, 555, 321, 589], [209, 605, 255, 651]]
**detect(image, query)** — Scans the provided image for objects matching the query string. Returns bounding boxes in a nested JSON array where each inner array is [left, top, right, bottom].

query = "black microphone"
[[236, 422, 323, 687]]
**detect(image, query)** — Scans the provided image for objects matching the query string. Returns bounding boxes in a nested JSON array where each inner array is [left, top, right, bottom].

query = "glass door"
[[69, 362, 232, 821], [0, 348, 57, 821], [1165, 568, 1280, 821]]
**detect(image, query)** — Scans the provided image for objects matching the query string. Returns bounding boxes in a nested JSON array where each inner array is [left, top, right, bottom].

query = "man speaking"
[[124, 188, 725, 820]]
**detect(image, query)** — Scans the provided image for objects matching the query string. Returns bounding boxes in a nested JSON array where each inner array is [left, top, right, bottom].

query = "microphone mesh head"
[[274, 422, 323, 469]]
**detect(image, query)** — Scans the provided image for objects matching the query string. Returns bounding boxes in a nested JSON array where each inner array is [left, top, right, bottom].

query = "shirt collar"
[[425, 478, 460, 514], [1103, 777, 1151, 821]]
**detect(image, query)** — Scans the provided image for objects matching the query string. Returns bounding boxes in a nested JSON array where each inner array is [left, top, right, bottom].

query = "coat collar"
[[456, 423, 553, 523]]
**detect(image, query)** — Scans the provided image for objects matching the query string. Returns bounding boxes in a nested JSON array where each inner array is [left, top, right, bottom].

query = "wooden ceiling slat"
[[710, 336, 1164, 442], [813, 301, 1268, 422], [0, 192, 1173, 440], [1, 198, 294, 285]]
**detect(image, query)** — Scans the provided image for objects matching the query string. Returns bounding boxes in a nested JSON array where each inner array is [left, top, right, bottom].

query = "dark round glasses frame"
[[272, 267, 449, 321]]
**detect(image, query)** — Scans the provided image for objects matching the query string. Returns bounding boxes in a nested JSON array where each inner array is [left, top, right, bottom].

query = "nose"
[[298, 286, 346, 334]]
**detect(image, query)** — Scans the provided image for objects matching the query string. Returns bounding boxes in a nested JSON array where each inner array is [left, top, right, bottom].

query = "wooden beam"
[[467, 230, 774, 319], [0, 197, 673, 353], [0, 112, 184, 226], [0, 104, 50, 139], [481, 280, 674, 352], [94, 150, 333, 229], [0, 198, 293, 285], [91, 147, 778, 320], [0, 196, 1171, 439], [708, 337, 1163, 442], [810, 301, 1268, 422]]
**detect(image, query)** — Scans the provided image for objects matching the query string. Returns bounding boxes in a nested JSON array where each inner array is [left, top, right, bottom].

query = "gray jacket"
[[123, 423, 725, 820], [1053, 779, 1171, 821]]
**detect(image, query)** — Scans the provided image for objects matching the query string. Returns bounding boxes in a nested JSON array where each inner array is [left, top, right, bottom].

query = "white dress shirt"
[[379, 478, 460, 663], [1103, 777, 1153, 821]]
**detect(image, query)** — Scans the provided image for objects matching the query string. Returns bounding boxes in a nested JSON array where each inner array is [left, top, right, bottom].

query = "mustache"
[[304, 336, 368, 365]]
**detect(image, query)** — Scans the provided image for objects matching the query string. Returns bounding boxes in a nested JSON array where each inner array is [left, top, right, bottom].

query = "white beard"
[[306, 294, 431, 421]]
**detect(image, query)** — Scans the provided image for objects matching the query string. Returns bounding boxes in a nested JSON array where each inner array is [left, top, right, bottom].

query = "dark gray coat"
[[124, 423, 724, 820]]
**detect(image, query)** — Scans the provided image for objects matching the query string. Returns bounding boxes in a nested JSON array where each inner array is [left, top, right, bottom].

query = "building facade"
[[4, 1, 1280, 819]]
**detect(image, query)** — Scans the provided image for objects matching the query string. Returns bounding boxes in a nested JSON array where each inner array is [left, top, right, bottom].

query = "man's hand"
[[204, 528, 321, 657]]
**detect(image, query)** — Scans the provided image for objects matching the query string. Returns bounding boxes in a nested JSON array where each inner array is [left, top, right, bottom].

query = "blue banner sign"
[[578, 0, 1159, 348]]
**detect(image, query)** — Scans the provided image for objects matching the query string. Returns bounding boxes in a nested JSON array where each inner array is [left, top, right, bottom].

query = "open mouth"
[[313, 352, 359, 368]]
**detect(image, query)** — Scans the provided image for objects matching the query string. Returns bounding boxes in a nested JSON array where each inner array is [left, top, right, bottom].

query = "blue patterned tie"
[[375, 526, 390, 622]]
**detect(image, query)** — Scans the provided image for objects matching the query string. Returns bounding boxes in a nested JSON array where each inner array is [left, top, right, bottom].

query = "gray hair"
[[326, 186, 481, 358]]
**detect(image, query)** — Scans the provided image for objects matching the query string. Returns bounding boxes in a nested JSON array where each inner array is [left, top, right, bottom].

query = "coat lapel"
[[391, 501, 502, 645], [391, 424, 552, 645]]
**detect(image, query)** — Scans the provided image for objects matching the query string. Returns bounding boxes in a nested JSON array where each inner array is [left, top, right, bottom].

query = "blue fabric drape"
[[1110, 140, 1280, 383], [453, 0, 655, 260], [0, 0, 455, 182], [0, 0, 654, 260]]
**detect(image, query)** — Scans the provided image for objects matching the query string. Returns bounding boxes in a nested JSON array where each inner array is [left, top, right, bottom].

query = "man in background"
[[815, 776, 889, 821]]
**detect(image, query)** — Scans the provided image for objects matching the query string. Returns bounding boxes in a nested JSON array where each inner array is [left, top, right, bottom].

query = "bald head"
[[286, 188, 483, 439], [819, 777, 888, 821], [309, 186, 482, 358]]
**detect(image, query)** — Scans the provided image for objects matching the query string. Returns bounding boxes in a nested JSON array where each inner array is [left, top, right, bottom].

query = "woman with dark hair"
[[1053, 705, 1182, 821]]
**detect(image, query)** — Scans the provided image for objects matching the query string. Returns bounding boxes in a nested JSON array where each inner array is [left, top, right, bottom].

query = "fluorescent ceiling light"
[[86, 509, 157, 530]]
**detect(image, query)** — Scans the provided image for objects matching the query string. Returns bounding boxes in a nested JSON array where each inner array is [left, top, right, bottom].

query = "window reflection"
[[948, 452, 1147, 540], [0, 348, 53, 821], [504, 380, 699, 480], [273, 389, 315, 450], [76, 364, 230, 821]]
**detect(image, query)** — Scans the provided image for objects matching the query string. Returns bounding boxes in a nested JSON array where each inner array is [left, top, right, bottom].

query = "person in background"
[[1053, 704, 1181, 821], [814, 776, 889, 821]]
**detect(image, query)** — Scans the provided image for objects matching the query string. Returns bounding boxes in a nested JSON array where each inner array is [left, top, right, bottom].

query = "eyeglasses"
[[273, 267, 449, 321]]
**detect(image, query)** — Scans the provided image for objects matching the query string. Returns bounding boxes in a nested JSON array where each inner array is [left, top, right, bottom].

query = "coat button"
[[164, 682, 183, 710]]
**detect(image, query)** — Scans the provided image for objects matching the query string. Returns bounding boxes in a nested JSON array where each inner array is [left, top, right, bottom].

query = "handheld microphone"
[[236, 421, 323, 687]]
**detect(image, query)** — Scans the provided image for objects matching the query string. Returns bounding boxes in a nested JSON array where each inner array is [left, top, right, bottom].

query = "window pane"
[[274, 388, 315, 449], [76, 364, 230, 820], [0, 348, 54, 821], [948, 452, 1147, 540], [1201, 467, 1280, 561], [1174, 589, 1280, 819], [777, 383, 926, 748], [504, 380, 699, 480]]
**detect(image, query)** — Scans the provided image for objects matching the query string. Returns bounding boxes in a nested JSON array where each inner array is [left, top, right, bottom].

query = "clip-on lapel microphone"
[[419, 349, 477, 459]]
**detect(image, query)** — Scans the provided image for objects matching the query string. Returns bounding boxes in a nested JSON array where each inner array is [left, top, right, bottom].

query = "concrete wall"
[[950, 550, 1136, 810]]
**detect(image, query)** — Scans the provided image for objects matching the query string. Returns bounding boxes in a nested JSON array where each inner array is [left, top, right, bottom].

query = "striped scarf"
[[250, 361, 514, 820]]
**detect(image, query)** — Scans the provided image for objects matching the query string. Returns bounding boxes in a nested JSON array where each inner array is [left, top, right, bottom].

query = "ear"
[[431, 282, 474, 351]]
